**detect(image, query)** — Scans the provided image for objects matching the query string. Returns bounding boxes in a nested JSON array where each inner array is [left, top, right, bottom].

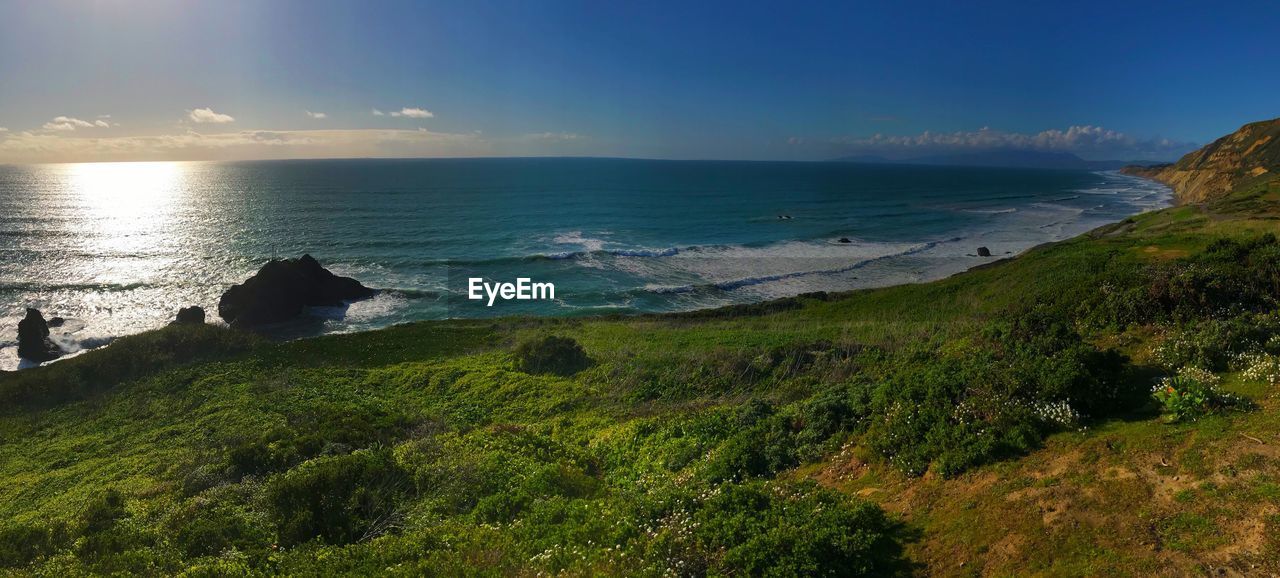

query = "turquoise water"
[[0, 158, 1169, 368]]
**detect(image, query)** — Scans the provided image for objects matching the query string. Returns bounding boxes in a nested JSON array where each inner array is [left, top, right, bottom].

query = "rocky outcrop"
[[17, 308, 63, 362], [976, 247, 992, 257], [218, 255, 376, 328], [1123, 117, 1280, 204], [173, 306, 206, 325]]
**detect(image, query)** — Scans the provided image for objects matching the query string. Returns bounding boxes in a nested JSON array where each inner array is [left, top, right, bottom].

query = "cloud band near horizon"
[[0, 114, 1193, 163], [0, 128, 588, 163], [812, 125, 1196, 160]]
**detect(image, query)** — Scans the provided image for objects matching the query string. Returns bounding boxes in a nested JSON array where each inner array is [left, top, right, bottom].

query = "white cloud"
[[305, 110, 327, 119], [0, 128, 482, 163], [188, 107, 235, 124], [41, 116, 105, 131], [515, 132, 582, 143], [371, 108, 385, 116], [826, 125, 1195, 159], [390, 107, 433, 119]]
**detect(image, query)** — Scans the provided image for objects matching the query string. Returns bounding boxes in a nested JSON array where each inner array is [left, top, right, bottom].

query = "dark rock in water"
[[48, 317, 65, 328], [837, 237, 852, 244], [218, 254, 377, 328], [17, 308, 63, 362], [173, 306, 206, 325], [976, 246, 992, 257]]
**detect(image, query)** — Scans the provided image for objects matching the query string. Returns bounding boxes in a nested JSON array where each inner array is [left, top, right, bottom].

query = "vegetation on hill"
[[4, 131, 1280, 575]]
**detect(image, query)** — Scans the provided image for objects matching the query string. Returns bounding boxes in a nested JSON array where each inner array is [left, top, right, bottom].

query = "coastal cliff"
[[1123, 116, 1280, 203]]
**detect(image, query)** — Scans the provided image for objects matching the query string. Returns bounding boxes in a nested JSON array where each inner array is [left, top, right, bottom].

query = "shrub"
[[1151, 315, 1280, 371], [403, 426, 601, 523], [703, 402, 798, 483], [1236, 352, 1280, 385], [1151, 367, 1246, 422], [1150, 235, 1280, 321], [694, 481, 904, 576], [266, 448, 411, 546], [793, 384, 872, 458], [81, 489, 128, 534], [513, 336, 591, 376], [227, 402, 414, 478], [1074, 234, 1280, 330], [864, 308, 1132, 477], [0, 521, 65, 567], [169, 500, 271, 558], [74, 489, 166, 566]]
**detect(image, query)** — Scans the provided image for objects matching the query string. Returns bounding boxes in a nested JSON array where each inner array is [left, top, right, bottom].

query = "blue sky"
[[1, 0, 1277, 163]]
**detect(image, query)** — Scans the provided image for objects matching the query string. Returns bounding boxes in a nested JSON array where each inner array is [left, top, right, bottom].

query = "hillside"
[[1124, 117, 1280, 203], [3, 124, 1280, 575]]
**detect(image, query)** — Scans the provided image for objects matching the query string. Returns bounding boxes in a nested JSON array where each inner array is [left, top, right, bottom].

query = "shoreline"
[[1, 171, 1175, 372]]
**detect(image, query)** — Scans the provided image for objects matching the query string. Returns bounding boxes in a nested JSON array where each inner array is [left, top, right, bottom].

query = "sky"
[[1, 0, 1278, 164]]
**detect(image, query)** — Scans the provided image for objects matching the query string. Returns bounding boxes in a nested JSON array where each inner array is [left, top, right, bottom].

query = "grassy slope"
[[824, 184, 1280, 576], [2, 183, 1280, 575]]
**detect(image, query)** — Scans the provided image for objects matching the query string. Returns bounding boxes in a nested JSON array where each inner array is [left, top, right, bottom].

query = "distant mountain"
[[827, 154, 893, 164], [830, 149, 1153, 171], [907, 150, 1125, 170], [1122, 117, 1280, 203]]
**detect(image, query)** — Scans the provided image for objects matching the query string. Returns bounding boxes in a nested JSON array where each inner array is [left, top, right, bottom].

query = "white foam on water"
[[551, 231, 608, 253], [619, 171, 1173, 306]]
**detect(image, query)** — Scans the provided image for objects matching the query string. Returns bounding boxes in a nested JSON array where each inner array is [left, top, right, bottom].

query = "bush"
[[694, 481, 905, 576], [266, 448, 411, 546], [513, 336, 591, 376], [1153, 312, 1280, 372], [1073, 234, 1280, 330], [165, 483, 272, 560], [227, 402, 414, 478], [402, 426, 601, 523], [793, 384, 872, 459], [73, 489, 167, 566], [866, 308, 1132, 477], [171, 503, 270, 558], [1235, 352, 1280, 385], [0, 521, 65, 567], [81, 489, 128, 534], [1151, 367, 1247, 422]]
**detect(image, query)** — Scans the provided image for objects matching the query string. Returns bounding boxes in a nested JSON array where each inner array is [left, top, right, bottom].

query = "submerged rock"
[[173, 306, 206, 325], [17, 308, 63, 362], [976, 246, 992, 257], [837, 237, 852, 244], [218, 255, 376, 328]]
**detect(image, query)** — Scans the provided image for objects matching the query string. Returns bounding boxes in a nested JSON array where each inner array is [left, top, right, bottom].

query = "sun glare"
[[67, 161, 184, 218], [63, 161, 189, 261]]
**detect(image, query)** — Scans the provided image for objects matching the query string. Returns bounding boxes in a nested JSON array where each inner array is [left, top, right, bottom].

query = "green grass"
[[3, 182, 1280, 575]]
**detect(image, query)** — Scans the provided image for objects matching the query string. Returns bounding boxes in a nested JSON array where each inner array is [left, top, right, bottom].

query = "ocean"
[[0, 158, 1170, 369]]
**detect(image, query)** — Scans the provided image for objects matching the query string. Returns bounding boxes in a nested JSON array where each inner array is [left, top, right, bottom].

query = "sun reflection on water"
[[68, 161, 184, 222], [62, 161, 192, 282]]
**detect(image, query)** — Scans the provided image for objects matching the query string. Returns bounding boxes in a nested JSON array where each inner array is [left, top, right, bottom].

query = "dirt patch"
[[1140, 245, 1190, 260]]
